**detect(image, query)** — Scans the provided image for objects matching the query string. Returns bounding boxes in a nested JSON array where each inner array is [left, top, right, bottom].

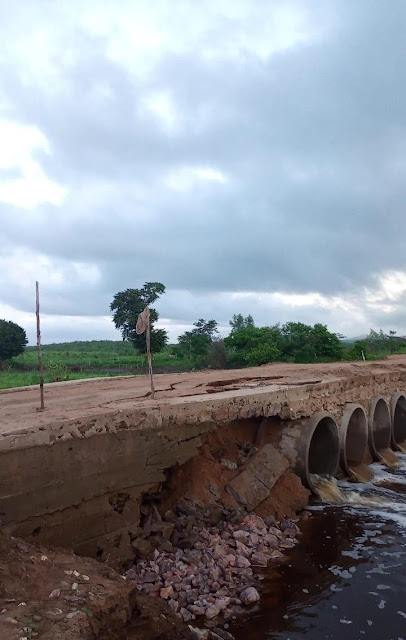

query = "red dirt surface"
[[0, 535, 193, 640], [158, 419, 309, 521], [254, 471, 310, 521], [158, 419, 260, 512], [2, 356, 406, 437]]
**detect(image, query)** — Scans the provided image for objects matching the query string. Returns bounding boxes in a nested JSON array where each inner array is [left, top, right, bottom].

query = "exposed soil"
[[0, 420, 308, 640], [157, 420, 309, 523], [158, 420, 261, 514], [0, 534, 193, 640], [254, 471, 310, 521]]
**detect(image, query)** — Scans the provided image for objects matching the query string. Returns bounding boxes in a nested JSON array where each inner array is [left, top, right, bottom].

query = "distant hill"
[[340, 335, 367, 344]]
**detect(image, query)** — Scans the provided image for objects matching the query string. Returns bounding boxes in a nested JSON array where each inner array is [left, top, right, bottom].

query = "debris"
[[125, 501, 300, 626]]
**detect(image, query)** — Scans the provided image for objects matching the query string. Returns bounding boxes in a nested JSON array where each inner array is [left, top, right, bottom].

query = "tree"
[[280, 322, 315, 362], [176, 331, 211, 367], [229, 314, 255, 332], [224, 325, 282, 367], [225, 321, 343, 366], [280, 322, 343, 362], [0, 320, 28, 365], [311, 323, 343, 361], [191, 319, 219, 339], [110, 282, 168, 353], [175, 319, 219, 367], [348, 339, 369, 360]]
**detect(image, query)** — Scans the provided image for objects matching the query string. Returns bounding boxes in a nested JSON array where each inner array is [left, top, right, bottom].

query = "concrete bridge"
[[1, 356, 406, 564]]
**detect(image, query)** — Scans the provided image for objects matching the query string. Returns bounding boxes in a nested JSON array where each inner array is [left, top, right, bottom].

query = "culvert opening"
[[369, 397, 391, 458], [308, 416, 340, 479], [393, 395, 406, 447], [339, 405, 371, 482], [345, 407, 368, 467]]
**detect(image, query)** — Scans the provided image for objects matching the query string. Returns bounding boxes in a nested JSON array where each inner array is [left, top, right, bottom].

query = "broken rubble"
[[125, 504, 301, 631], [226, 445, 289, 511]]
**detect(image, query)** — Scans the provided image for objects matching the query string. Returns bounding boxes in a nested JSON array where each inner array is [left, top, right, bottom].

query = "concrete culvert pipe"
[[368, 397, 392, 461], [339, 404, 370, 482], [391, 392, 406, 452], [277, 411, 340, 493]]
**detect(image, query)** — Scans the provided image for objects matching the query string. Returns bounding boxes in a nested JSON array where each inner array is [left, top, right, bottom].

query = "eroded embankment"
[[2, 362, 406, 638], [117, 423, 309, 632], [0, 534, 194, 640], [1, 417, 310, 565], [0, 421, 309, 640]]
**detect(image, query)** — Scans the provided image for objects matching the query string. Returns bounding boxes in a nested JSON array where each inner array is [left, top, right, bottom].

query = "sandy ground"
[[1, 356, 406, 437]]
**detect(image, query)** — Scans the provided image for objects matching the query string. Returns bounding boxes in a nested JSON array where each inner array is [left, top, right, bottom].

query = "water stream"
[[230, 455, 406, 640], [348, 463, 374, 484]]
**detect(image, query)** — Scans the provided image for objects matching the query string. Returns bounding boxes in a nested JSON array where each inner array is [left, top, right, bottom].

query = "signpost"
[[136, 306, 155, 399]]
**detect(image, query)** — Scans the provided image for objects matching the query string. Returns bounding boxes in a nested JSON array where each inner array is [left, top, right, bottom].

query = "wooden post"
[[36, 281, 45, 411], [146, 320, 155, 399], [136, 306, 155, 399]]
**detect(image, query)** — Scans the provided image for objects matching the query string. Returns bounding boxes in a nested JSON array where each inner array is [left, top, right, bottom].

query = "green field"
[[2, 337, 405, 391], [0, 340, 190, 390]]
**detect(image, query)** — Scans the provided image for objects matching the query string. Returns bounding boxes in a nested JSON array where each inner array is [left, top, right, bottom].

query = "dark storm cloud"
[[1, 0, 406, 332]]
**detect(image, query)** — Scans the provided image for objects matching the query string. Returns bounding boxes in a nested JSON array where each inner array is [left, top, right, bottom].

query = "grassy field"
[[0, 341, 190, 390], [2, 339, 405, 391]]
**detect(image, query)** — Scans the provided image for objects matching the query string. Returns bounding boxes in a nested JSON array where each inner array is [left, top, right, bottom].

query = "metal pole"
[[36, 281, 45, 411]]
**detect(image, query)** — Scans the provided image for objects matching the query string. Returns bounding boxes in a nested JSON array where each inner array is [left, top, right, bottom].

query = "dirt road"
[[2, 356, 406, 438]]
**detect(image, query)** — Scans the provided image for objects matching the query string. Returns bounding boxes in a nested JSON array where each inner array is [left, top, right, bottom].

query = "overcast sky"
[[1, 0, 406, 344]]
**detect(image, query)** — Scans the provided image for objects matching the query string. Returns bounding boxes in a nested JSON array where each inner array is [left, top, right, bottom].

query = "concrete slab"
[[1, 356, 406, 452]]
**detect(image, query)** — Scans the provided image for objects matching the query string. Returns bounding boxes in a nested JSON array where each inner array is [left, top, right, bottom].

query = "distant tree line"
[[109, 282, 406, 370], [174, 317, 344, 368], [2, 284, 406, 373], [346, 330, 406, 360]]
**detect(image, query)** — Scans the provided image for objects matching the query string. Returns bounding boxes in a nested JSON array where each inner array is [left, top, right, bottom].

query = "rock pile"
[[124, 509, 300, 639]]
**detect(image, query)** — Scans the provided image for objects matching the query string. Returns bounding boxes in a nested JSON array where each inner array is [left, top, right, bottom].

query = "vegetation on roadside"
[[0, 342, 188, 389], [345, 329, 406, 361], [176, 319, 344, 369]]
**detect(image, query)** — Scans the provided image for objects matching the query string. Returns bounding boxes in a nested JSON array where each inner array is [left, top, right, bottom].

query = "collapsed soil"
[[158, 422, 309, 521], [0, 535, 193, 640]]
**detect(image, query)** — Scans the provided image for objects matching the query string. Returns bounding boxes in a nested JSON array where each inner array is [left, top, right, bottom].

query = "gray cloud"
[[1, 0, 406, 338]]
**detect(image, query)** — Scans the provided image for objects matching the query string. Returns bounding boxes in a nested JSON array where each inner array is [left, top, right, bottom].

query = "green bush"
[[0, 319, 28, 365]]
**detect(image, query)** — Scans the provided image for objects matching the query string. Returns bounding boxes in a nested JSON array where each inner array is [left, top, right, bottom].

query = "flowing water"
[[348, 463, 374, 483], [230, 454, 406, 640], [379, 448, 402, 467]]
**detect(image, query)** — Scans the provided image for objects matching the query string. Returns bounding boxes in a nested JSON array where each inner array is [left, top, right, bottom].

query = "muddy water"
[[230, 455, 406, 640], [348, 463, 374, 483]]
